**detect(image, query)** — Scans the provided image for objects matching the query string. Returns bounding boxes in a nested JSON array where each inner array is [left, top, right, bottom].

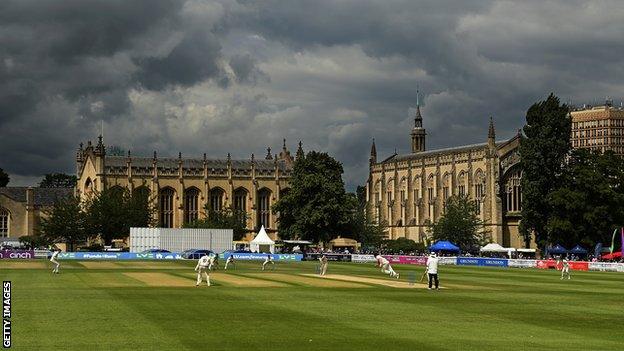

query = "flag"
[[610, 228, 618, 254], [621, 228, 624, 256], [594, 243, 602, 259]]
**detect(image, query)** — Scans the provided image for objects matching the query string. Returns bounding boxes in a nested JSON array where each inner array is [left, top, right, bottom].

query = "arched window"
[[504, 169, 522, 213], [427, 174, 435, 219], [474, 170, 485, 215], [133, 186, 150, 202], [399, 178, 407, 226], [442, 172, 451, 207], [0, 208, 9, 237], [209, 188, 224, 213], [234, 188, 248, 223], [257, 188, 271, 229], [386, 179, 394, 224], [457, 171, 467, 196], [85, 178, 93, 195], [184, 188, 200, 224], [159, 188, 175, 228]]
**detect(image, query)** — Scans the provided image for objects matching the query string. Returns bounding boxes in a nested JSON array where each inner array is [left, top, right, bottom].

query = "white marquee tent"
[[480, 243, 508, 252], [250, 226, 275, 253]]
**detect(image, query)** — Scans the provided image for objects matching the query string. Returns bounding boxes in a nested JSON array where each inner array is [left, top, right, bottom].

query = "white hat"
[[430, 252, 436, 257]]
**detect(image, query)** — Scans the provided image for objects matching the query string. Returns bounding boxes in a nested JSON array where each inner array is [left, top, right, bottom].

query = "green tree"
[[39, 173, 77, 188], [273, 151, 354, 243], [382, 237, 421, 254], [40, 196, 89, 251], [85, 187, 154, 245], [428, 195, 486, 251], [519, 93, 571, 247], [348, 185, 385, 249], [0, 168, 9, 187], [184, 207, 248, 241], [546, 149, 624, 247]]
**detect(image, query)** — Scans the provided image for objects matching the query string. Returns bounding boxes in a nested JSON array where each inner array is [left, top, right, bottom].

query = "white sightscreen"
[[129, 228, 233, 253]]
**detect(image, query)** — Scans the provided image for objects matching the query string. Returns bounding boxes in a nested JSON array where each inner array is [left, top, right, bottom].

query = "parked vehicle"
[[140, 249, 171, 254], [181, 249, 214, 259]]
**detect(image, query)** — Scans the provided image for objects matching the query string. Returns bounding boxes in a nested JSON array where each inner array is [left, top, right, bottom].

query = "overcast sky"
[[1, 0, 623, 190]]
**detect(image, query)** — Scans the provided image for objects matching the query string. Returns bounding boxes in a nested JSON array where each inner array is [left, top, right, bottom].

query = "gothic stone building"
[[76, 137, 298, 239], [0, 187, 73, 240], [366, 103, 530, 248]]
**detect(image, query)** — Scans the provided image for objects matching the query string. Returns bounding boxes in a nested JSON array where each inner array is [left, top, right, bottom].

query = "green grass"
[[1, 260, 622, 351]]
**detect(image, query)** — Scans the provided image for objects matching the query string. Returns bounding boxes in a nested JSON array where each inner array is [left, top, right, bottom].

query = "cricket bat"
[[419, 270, 427, 283]]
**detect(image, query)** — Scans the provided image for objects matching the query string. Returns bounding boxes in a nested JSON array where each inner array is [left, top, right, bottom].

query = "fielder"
[[224, 255, 235, 270], [209, 254, 219, 271], [426, 252, 440, 290], [375, 253, 399, 279], [195, 253, 211, 287], [560, 257, 571, 280], [262, 254, 275, 270], [318, 254, 328, 276], [50, 248, 61, 274]]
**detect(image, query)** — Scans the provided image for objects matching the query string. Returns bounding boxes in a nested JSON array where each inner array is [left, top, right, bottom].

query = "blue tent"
[[569, 245, 588, 255], [430, 240, 460, 252], [547, 244, 568, 255]]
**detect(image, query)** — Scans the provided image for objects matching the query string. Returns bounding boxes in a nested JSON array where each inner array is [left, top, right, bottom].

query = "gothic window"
[[474, 170, 485, 215], [457, 172, 466, 196], [210, 188, 224, 212], [234, 188, 248, 223], [184, 188, 200, 224], [505, 169, 523, 212], [0, 208, 9, 237], [257, 189, 271, 229], [427, 175, 435, 219], [159, 188, 175, 228], [84, 178, 93, 195]]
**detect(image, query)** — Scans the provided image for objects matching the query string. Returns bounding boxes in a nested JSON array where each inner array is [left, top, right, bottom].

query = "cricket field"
[[1, 260, 622, 350]]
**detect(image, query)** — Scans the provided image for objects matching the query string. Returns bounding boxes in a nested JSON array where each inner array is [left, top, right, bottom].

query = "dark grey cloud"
[[1, 0, 623, 191]]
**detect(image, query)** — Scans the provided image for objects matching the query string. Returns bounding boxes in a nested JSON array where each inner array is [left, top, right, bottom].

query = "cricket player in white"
[[50, 248, 61, 274], [224, 255, 235, 270], [560, 258, 571, 280], [426, 252, 440, 290], [262, 254, 275, 270], [195, 254, 211, 287], [208, 254, 219, 271], [319, 255, 328, 276], [375, 254, 399, 279]]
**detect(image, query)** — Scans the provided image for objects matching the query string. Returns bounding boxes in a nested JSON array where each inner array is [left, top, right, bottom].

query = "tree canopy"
[[85, 187, 155, 245], [40, 195, 89, 251], [546, 149, 624, 248], [39, 173, 77, 188], [0, 168, 9, 187], [273, 151, 354, 243], [519, 93, 571, 247], [184, 207, 248, 241], [428, 195, 486, 251]]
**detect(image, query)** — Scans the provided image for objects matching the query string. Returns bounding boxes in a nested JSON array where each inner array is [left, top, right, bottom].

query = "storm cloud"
[[1, 0, 623, 189]]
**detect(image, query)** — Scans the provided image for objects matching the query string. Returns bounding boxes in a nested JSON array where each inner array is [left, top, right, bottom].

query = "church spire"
[[488, 117, 495, 141], [411, 89, 426, 153], [369, 138, 377, 165]]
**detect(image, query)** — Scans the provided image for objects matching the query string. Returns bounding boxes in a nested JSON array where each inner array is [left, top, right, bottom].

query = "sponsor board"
[[351, 254, 376, 263], [536, 259, 589, 271], [382, 255, 427, 265], [0, 250, 35, 259], [222, 253, 303, 261], [438, 257, 457, 265], [57, 252, 183, 260], [588, 262, 620, 272], [457, 257, 509, 267], [304, 253, 351, 262], [507, 259, 537, 268]]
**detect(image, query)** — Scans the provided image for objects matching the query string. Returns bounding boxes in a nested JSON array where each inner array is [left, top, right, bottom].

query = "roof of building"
[[382, 141, 505, 163], [104, 156, 290, 171], [0, 187, 73, 206]]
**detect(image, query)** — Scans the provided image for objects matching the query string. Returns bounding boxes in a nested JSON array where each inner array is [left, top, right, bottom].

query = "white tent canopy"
[[250, 226, 275, 253], [480, 243, 508, 252]]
